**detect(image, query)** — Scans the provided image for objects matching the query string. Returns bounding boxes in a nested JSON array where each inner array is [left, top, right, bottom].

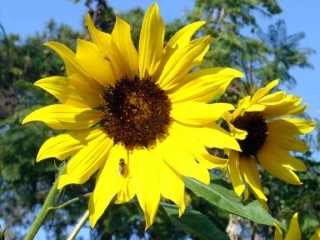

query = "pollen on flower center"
[[100, 76, 171, 147], [233, 112, 268, 158]]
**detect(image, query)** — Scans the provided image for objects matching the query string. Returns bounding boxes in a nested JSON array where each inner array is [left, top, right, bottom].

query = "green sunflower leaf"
[[159, 203, 229, 240], [184, 175, 286, 230]]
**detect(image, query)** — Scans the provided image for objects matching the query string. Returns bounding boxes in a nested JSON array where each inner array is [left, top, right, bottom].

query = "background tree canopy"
[[0, 0, 319, 239]]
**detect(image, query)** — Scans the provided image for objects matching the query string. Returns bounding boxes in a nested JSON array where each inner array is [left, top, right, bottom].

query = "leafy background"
[[0, 0, 319, 239]]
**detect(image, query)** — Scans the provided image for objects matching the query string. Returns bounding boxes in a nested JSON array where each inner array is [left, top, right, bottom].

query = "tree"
[[256, 19, 316, 88], [0, 21, 86, 239]]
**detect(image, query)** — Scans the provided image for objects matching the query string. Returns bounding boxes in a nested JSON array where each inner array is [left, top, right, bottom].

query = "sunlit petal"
[[58, 133, 113, 188], [228, 151, 245, 196], [139, 3, 164, 78], [285, 213, 301, 240], [37, 128, 106, 161], [22, 104, 101, 130], [35, 76, 102, 108], [171, 102, 234, 125], [240, 156, 267, 201], [88, 144, 126, 227], [131, 149, 160, 229], [112, 17, 138, 78]]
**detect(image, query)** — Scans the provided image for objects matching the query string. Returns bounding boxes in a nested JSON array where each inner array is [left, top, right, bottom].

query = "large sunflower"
[[22, 4, 243, 229], [223, 79, 315, 206]]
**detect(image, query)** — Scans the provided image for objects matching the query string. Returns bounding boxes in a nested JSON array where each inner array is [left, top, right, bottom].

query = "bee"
[[118, 158, 126, 175]]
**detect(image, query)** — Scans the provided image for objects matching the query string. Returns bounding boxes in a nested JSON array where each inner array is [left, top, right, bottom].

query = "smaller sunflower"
[[311, 230, 320, 240], [274, 212, 301, 240], [274, 212, 320, 240], [223, 79, 315, 206]]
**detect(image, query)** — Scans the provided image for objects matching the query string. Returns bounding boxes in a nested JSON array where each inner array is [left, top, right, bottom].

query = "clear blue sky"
[[1, 0, 319, 120]]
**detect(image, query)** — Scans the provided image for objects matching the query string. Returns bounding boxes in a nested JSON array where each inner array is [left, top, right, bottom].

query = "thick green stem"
[[24, 170, 62, 240]]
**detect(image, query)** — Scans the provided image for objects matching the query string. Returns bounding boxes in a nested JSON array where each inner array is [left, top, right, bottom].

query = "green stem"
[[66, 210, 89, 240], [24, 167, 64, 240], [49, 193, 91, 211]]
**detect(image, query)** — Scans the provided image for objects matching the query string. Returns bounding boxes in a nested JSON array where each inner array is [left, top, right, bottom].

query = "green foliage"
[[0, 20, 85, 239], [257, 19, 316, 88], [84, 0, 116, 33], [188, 0, 315, 97], [160, 203, 229, 240], [0, 225, 6, 240], [185, 175, 285, 228]]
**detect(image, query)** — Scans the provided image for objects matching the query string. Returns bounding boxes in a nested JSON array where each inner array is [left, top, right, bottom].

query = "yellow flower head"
[[223, 79, 315, 206], [274, 212, 301, 240], [274, 212, 320, 240], [310, 230, 320, 240], [22, 4, 243, 229]]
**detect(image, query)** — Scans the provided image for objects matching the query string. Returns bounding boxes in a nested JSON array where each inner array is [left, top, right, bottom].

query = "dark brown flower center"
[[100, 76, 171, 147], [233, 112, 268, 158]]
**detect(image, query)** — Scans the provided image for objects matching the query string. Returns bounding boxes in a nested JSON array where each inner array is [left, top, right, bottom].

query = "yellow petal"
[[104, 40, 132, 80], [37, 127, 105, 161], [173, 122, 241, 151], [131, 148, 161, 230], [76, 39, 116, 86], [88, 144, 126, 227], [245, 103, 266, 112], [112, 17, 138, 78], [58, 132, 113, 188], [44, 42, 104, 95], [310, 229, 320, 240], [257, 146, 302, 184], [225, 120, 248, 140], [251, 79, 279, 103], [268, 132, 309, 152], [263, 103, 306, 119], [274, 223, 284, 240], [35, 76, 102, 108], [116, 177, 136, 204], [232, 96, 251, 118], [168, 67, 244, 103], [228, 151, 245, 196], [285, 213, 301, 240], [155, 158, 185, 216], [240, 156, 267, 201], [261, 94, 306, 119], [171, 102, 234, 125], [169, 127, 228, 169], [139, 3, 164, 78], [223, 112, 248, 140], [258, 91, 286, 104], [261, 139, 307, 171], [268, 118, 315, 136], [157, 36, 211, 90], [22, 104, 101, 130], [85, 14, 112, 57], [165, 21, 205, 51], [157, 136, 210, 184]]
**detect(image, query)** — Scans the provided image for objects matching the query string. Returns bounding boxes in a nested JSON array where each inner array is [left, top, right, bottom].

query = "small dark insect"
[[118, 158, 126, 175]]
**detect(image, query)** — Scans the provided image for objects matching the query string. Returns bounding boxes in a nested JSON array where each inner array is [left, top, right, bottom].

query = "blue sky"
[[1, 0, 319, 121]]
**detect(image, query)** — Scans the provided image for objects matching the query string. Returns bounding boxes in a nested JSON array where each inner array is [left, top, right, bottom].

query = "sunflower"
[[274, 212, 320, 240], [22, 4, 243, 229], [223, 79, 315, 206], [274, 212, 301, 240]]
